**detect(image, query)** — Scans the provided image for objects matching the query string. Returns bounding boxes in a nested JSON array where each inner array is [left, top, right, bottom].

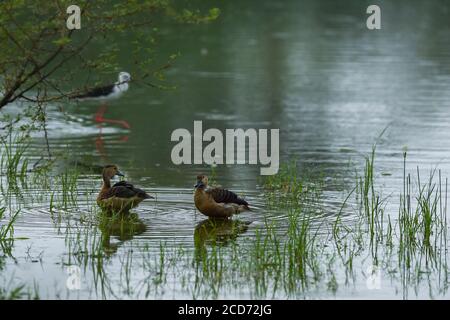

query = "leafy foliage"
[[0, 0, 220, 109]]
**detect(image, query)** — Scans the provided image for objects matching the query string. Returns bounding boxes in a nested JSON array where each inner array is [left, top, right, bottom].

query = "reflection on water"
[[98, 213, 146, 255], [194, 218, 250, 259], [93, 104, 130, 162], [94, 104, 131, 130], [1, 0, 450, 299]]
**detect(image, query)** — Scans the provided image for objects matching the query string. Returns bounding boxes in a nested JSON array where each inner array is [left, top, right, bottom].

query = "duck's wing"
[[71, 84, 115, 99], [207, 187, 249, 207], [112, 181, 133, 188], [102, 181, 152, 199], [103, 185, 137, 199]]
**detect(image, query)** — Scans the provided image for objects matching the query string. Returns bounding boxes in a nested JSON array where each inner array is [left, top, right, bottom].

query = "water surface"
[[2, 0, 450, 299]]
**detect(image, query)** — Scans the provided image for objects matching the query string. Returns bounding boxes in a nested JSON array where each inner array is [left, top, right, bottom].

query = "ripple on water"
[[13, 184, 350, 248]]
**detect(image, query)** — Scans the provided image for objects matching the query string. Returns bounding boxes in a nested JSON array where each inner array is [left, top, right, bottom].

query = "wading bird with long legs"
[[72, 72, 132, 129]]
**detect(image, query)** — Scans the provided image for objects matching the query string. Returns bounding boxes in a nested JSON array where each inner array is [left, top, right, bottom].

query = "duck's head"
[[118, 71, 131, 83], [103, 164, 125, 179], [194, 175, 208, 189]]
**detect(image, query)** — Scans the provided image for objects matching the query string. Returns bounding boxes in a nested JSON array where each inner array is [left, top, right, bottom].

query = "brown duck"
[[97, 165, 153, 214], [194, 175, 250, 219]]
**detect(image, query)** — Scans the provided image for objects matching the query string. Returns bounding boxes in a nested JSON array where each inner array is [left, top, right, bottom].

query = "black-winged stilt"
[[72, 72, 132, 129]]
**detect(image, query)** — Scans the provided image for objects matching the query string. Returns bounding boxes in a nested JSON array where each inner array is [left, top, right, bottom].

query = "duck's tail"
[[234, 204, 251, 214], [137, 190, 154, 199], [143, 193, 155, 199]]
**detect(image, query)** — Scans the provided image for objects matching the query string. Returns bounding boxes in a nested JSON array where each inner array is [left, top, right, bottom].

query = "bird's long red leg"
[[94, 103, 130, 129], [95, 125, 108, 161]]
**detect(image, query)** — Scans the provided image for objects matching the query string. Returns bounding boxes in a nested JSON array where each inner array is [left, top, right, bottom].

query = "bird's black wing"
[[103, 185, 136, 199], [207, 188, 249, 206], [112, 181, 133, 188], [105, 181, 152, 199], [72, 84, 115, 99]]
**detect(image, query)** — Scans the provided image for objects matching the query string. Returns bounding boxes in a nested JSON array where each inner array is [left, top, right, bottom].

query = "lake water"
[[1, 0, 450, 299]]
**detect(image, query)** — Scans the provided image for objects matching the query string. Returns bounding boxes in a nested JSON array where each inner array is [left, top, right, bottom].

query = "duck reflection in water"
[[98, 212, 146, 255], [194, 218, 251, 259]]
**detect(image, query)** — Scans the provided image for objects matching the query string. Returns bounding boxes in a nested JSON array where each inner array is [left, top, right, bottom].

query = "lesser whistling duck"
[[97, 164, 153, 214], [194, 175, 250, 219]]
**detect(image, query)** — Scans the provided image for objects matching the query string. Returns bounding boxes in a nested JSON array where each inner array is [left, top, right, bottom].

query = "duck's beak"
[[116, 171, 125, 177], [194, 181, 204, 188]]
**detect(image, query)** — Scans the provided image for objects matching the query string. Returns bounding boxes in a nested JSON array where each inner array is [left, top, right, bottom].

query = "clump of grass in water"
[[0, 129, 30, 193], [0, 127, 55, 207], [189, 206, 323, 298], [263, 159, 323, 209], [398, 151, 448, 269], [353, 144, 449, 295], [0, 208, 21, 255], [0, 284, 25, 300], [0, 280, 40, 300], [259, 210, 320, 294], [60, 170, 79, 209], [50, 170, 80, 212], [64, 220, 115, 298], [0, 208, 19, 241], [356, 143, 387, 248]]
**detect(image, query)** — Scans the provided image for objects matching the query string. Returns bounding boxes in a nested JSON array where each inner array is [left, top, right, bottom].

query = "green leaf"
[[208, 8, 220, 20], [53, 37, 71, 46]]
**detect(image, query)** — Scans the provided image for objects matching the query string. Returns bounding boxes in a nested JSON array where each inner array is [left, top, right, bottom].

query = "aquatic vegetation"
[[0, 281, 40, 300], [0, 208, 20, 255], [54, 170, 80, 211], [0, 208, 17, 241], [263, 159, 324, 210], [352, 149, 449, 297], [0, 126, 449, 299], [0, 130, 30, 194], [0, 284, 26, 300], [397, 154, 448, 272], [356, 144, 387, 246], [242, 210, 321, 296]]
